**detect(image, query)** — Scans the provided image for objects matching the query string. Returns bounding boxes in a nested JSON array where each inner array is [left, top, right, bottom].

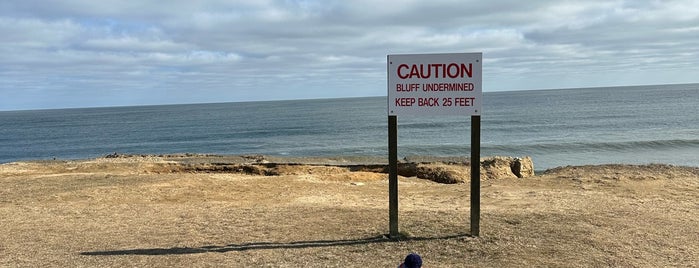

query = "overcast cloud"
[[1, 0, 698, 110]]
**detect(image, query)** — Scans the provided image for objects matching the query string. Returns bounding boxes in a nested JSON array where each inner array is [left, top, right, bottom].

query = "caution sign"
[[388, 53, 482, 116]]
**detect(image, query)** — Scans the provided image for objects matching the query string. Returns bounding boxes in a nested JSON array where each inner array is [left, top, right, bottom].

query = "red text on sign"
[[396, 83, 420, 92], [397, 63, 473, 79], [454, 97, 475, 106], [395, 98, 416, 106], [418, 98, 440, 107]]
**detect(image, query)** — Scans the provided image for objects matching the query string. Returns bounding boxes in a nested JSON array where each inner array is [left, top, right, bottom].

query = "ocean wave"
[[485, 139, 699, 153], [393, 139, 699, 155]]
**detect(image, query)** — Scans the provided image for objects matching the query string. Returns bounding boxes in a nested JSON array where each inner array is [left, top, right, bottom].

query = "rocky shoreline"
[[54, 153, 536, 184]]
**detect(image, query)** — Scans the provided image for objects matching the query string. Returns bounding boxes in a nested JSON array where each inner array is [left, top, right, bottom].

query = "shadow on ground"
[[80, 233, 473, 256]]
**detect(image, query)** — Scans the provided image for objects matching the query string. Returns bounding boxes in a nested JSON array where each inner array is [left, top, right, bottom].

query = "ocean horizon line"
[[2, 82, 697, 112]]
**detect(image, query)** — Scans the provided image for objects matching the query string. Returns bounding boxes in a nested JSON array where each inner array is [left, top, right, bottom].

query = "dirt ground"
[[1, 156, 697, 267]]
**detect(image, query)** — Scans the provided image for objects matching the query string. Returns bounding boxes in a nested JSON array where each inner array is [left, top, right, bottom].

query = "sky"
[[1, 0, 698, 111]]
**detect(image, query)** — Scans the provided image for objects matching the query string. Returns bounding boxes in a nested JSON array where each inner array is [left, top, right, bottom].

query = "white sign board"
[[388, 53, 482, 116]]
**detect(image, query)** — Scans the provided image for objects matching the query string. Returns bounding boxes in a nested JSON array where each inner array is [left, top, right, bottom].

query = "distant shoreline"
[[4, 153, 698, 175]]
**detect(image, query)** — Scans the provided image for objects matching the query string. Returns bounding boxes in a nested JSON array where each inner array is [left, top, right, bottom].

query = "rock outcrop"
[[481, 156, 534, 180], [409, 156, 534, 184]]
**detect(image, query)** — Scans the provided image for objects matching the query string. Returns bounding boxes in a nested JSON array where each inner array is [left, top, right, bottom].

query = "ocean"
[[1, 84, 697, 170]]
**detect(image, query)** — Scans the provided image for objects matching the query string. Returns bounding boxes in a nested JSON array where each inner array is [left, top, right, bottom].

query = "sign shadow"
[[80, 233, 472, 256]]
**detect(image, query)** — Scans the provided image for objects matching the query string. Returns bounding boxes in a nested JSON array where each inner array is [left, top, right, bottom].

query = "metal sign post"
[[388, 115, 399, 238], [470, 115, 481, 236]]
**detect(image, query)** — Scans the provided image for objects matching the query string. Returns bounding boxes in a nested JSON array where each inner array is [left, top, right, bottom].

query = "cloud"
[[1, 0, 698, 110]]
